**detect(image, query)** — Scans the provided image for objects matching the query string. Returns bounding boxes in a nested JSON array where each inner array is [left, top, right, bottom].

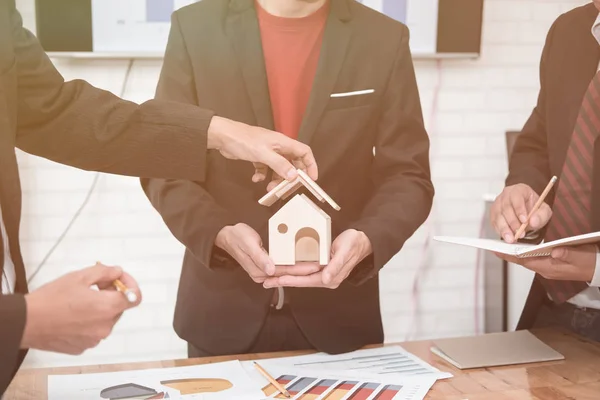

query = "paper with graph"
[[244, 364, 436, 400], [47, 348, 447, 399], [247, 346, 451, 380], [47, 360, 264, 400], [434, 231, 600, 258]]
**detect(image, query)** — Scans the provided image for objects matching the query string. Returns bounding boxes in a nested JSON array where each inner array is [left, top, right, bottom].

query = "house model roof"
[[273, 193, 331, 220], [258, 169, 341, 211]]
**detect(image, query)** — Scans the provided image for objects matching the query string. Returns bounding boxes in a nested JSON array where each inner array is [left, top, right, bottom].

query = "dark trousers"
[[532, 299, 600, 342], [188, 305, 314, 358]]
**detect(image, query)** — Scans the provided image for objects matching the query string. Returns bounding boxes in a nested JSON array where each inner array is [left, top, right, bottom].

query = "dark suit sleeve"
[[349, 26, 434, 284], [141, 12, 237, 267], [504, 21, 555, 195], [10, 7, 214, 181], [0, 294, 27, 396]]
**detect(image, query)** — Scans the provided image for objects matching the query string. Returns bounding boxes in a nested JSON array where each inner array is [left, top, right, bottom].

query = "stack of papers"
[[48, 346, 449, 400]]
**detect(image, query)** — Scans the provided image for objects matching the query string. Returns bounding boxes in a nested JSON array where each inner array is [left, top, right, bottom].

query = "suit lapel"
[[565, 7, 600, 140], [297, 0, 352, 145], [576, 5, 600, 229], [225, 0, 274, 130]]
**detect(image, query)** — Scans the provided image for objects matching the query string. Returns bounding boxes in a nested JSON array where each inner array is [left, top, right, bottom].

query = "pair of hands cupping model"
[[215, 167, 373, 290]]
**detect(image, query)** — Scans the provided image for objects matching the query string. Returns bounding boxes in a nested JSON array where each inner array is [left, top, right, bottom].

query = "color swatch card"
[[47, 360, 265, 400], [244, 364, 436, 400], [251, 346, 451, 380]]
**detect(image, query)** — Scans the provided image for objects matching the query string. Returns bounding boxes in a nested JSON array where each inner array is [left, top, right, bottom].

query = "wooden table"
[[6, 329, 600, 399]]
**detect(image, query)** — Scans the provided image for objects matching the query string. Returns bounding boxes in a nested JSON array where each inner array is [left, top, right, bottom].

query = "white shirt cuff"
[[591, 252, 600, 287]]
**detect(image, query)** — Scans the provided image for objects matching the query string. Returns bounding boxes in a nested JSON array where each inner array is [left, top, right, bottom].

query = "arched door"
[[295, 227, 320, 262]]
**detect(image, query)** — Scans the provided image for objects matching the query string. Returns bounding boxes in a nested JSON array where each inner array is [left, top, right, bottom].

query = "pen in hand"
[[513, 176, 557, 241], [254, 362, 291, 398], [113, 279, 138, 304], [96, 261, 138, 304]]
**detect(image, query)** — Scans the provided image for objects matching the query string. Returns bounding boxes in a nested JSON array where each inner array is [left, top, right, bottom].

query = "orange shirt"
[[256, 1, 328, 139]]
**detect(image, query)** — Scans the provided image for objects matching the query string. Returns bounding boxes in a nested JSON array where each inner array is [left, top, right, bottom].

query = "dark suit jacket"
[[142, 0, 434, 356], [0, 3, 217, 395], [505, 3, 600, 329]]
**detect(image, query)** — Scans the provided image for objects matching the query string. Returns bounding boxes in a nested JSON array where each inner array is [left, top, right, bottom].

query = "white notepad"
[[430, 330, 564, 369], [434, 231, 600, 258]]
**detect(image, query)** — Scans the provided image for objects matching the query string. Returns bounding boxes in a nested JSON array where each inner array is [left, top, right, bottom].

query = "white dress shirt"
[[565, 13, 600, 309], [0, 202, 16, 295]]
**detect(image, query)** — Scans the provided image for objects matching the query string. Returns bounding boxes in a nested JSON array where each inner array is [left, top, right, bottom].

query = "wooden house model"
[[258, 170, 340, 265]]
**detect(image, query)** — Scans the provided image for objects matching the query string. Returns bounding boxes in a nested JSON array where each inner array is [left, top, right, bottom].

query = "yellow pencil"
[[254, 362, 290, 398], [96, 261, 137, 303], [514, 176, 557, 240], [113, 279, 137, 303]]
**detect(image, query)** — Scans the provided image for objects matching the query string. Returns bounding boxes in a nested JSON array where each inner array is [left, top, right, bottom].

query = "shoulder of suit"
[[348, 1, 407, 39], [553, 3, 597, 29], [174, 0, 228, 25]]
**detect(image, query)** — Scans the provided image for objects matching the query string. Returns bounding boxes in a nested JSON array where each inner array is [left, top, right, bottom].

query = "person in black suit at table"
[[0, 2, 318, 395], [490, 1, 600, 341], [142, 0, 434, 358]]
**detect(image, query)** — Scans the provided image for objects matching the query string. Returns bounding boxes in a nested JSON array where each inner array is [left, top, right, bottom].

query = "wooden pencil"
[[254, 362, 290, 398], [514, 176, 557, 240], [97, 261, 138, 304], [112, 279, 137, 303]]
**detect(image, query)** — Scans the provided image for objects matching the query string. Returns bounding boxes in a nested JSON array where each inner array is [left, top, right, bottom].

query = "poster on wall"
[[91, 0, 439, 54], [91, 0, 199, 53], [357, 0, 439, 55]]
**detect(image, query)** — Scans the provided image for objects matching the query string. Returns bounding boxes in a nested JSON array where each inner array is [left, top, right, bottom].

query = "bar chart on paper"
[[256, 369, 433, 400], [285, 346, 451, 379], [244, 347, 449, 399]]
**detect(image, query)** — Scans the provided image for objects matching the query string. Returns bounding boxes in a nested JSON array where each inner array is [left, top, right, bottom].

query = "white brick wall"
[[13, 0, 591, 368]]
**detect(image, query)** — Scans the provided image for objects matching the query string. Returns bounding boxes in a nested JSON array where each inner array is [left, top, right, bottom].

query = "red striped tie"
[[540, 71, 600, 303]]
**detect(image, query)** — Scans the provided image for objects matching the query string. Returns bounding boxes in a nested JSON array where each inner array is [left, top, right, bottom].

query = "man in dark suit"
[[143, 0, 433, 358], [490, 1, 600, 341], [0, 1, 318, 395]]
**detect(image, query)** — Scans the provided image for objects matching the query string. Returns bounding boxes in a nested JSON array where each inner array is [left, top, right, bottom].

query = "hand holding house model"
[[258, 170, 340, 266]]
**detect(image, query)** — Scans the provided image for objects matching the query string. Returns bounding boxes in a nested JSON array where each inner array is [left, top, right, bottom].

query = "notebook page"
[[517, 231, 600, 256], [433, 236, 536, 255]]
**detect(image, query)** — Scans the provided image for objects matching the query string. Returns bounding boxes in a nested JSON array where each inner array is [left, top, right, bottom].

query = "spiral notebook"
[[434, 231, 600, 258]]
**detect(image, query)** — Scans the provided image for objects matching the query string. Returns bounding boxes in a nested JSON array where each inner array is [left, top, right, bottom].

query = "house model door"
[[295, 227, 320, 262]]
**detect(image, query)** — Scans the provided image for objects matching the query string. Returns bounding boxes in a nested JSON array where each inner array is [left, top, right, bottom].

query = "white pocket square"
[[330, 89, 375, 98]]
